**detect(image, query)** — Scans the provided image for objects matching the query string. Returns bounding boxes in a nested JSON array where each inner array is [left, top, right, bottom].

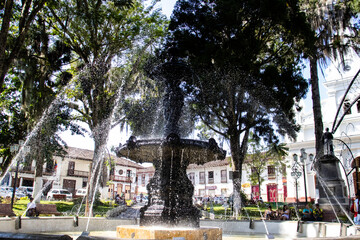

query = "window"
[[268, 166, 276, 179], [142, 174, 145, 186], [357, 100, 360, 113], [188, 172, 195, 185], [208, 171, 214, 184], [82, 179, 87, 188], [119, 169, 123, 175], [127, 170, 132, 177], [221, 170, 227, 183], [199, 172, 205, 184], [344, 99, 351, 115]]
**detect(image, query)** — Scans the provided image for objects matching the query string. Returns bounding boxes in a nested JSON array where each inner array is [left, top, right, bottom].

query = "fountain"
[[115, 61, 225, 239]]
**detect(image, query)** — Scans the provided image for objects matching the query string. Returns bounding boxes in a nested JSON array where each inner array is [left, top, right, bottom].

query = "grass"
[[8, 198, 115, 217], [7, 198, 296, 220]]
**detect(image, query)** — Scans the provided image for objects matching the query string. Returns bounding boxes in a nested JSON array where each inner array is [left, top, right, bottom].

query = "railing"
[[109, 175, 132, 183], [18, 167, 54, 176], [68, 170, 89, 178]]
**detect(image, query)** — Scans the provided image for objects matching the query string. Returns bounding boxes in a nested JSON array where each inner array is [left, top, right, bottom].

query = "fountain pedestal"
[[314, 154, 349, 221], [139, 133, 200, 228]]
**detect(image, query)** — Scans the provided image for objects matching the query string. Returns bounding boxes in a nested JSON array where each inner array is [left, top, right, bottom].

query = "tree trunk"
[[86, 118, 111, 216], [229, 129, 250, 216], [309, 56, 324, 157], [33, 138, 44, 203]]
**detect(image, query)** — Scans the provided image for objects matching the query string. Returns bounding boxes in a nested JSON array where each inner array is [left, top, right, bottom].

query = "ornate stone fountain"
[[115, 61, 225, 239]]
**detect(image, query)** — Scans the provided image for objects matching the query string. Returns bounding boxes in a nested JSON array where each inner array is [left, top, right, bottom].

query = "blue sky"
[[160, 0, 177, 18]]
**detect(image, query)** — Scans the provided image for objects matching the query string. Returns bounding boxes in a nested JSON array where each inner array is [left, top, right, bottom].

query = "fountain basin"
[[1, 217, 359, 239], [116, 225, 222, 240]]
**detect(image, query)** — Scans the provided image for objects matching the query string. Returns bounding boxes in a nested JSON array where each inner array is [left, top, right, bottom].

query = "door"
[[117, 183, 122, 196], [267, 184, 278, 202], [63, 179, 76, 196]]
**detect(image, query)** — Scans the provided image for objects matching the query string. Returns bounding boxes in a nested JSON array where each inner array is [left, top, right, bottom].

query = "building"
[[284, 52, 360, 203], [7, 147, 143, 199]]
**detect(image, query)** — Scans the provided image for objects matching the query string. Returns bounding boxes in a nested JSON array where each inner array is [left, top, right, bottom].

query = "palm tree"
[[300, 0, 358, 157]]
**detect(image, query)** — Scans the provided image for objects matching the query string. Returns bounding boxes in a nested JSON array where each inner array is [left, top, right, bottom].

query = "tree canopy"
[[164, 0, 309, 200]]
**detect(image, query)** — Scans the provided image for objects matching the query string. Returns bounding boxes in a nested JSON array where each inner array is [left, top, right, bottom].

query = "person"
[[280, 205, 290, 220], [26, 197, 38, 217], [264, 205, 274, 220], [313, 203, 323, 221], [258, 197, 264, 204], [353, 192, 360, 224], [140, 193, 143, 203], [322, 127, 334, 155], [115, 194, 121, 204], [301, 204, 314, 221]]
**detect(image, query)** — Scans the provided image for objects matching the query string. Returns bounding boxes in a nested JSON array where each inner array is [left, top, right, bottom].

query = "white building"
[[285, 52, 360, 203]]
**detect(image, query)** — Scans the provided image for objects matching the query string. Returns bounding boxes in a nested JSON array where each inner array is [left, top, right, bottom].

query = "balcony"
[[18, 167, 54, 176], [109, 175, 132, 183], [67, 170, 89, 178]]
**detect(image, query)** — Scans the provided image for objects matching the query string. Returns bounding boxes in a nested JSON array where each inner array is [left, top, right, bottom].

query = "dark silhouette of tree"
[[165, 0, 309, 202]]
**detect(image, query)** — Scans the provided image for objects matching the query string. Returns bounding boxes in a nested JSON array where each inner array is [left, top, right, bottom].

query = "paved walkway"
[[115, 203, 144, 219]]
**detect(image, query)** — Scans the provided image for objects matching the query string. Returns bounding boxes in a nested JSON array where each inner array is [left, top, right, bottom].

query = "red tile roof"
[[62, 147, 143, 169], [188, 158, 231, 169]]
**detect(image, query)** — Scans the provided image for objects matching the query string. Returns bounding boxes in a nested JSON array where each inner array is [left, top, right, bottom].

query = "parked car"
[[47, 189, 72, 200], [17, 186, 33, 197], [0, 186, 13, 198], [74, 188, 87, 198]]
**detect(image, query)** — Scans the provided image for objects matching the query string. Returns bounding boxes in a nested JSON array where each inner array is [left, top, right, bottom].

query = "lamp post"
[[9, 140, 30, 209], [291, 153, 302, 208], [300, 148, 308, 204]]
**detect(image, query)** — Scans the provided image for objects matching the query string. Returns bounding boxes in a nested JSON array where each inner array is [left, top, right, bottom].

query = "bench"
[[36, 204, 61, 216], [52, 194, 67, 201], [0, 203, 16, 217]]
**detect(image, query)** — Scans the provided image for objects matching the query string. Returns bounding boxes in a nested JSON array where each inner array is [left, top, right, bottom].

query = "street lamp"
[[291, 153, 302, 208], [300, 148, 308, 204], [10, 140, 30, 209]]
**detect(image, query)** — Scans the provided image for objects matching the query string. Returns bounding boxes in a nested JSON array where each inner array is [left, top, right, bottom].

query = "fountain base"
[[116, 225, 222, 240]]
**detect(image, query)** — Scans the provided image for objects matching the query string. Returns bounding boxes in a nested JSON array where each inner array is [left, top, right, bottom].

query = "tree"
[[0, 0, 47, 93], [0, 13, 84, 200], [299, 0, 359, 157], [48, 0, 168, 208], [246, 138, 288, 199], [165, 0, 308, 204]]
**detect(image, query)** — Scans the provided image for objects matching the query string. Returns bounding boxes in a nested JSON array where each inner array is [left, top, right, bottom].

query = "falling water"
[[255, 202, 273, 238], [21, 171, 59, 217], [291, 203, 301, 221], [0, 77, 76, 185], [82, 66, 126, 231]]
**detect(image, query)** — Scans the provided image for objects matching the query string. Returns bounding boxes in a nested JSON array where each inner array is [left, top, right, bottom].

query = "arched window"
[[344, 99, 351, 115]]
